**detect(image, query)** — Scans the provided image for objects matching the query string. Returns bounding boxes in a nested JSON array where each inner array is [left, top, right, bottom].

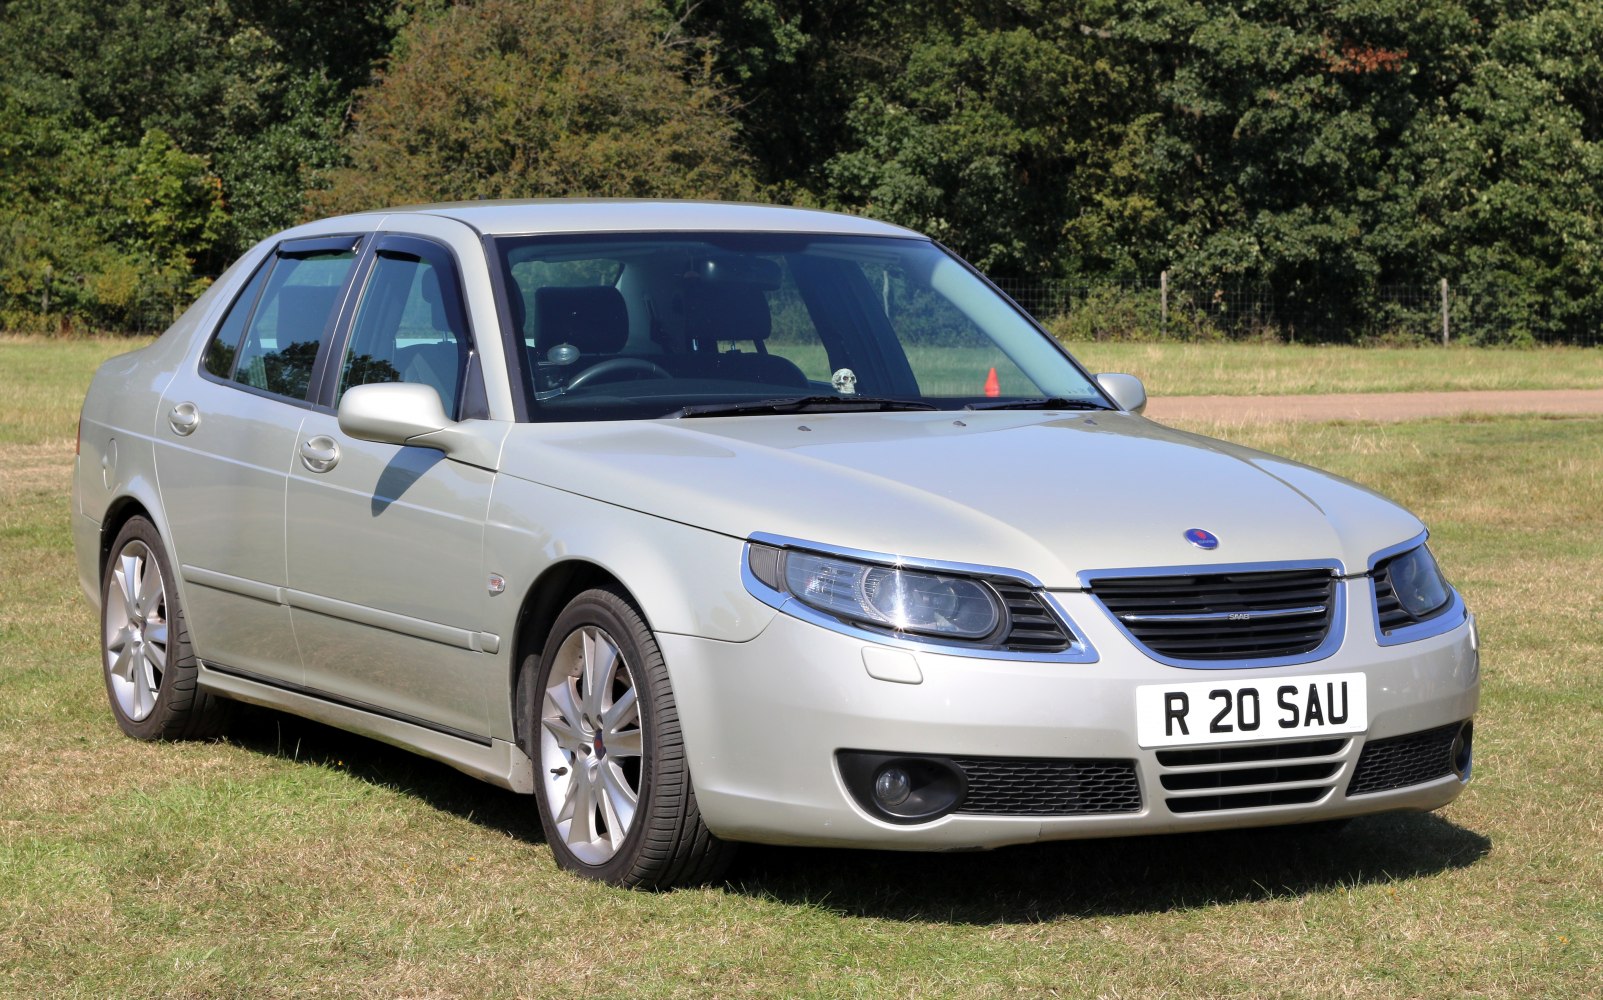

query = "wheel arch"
[[100, 496, 158, 585], [508, 559, 635, 751]]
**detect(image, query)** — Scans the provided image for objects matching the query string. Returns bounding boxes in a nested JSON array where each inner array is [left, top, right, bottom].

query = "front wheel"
[[101, 516, 228, 740], [526, 587, 732, 888]]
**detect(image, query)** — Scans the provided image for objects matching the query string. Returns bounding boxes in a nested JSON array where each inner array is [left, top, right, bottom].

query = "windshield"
[[492, 232, 1105, 421]]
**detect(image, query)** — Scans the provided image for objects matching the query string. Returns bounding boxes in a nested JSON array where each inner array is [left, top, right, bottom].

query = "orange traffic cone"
[[983, 367, 1000, 397]]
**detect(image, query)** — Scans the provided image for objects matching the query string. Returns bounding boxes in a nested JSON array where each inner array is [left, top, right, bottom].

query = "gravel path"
[[1144, 388, 1603, 423]]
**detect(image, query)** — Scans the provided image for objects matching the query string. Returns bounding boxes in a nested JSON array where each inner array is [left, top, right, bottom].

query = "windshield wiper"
[[963, 397, 1111, 411], [673, 395, 939, 418]]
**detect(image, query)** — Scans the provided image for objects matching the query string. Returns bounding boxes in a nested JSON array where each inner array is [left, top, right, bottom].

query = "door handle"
[[300, 435, 340, 473], [168, 402, 200, 436]]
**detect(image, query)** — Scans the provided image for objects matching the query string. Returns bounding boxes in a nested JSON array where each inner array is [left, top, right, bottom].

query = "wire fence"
[[14, 271, 1601, 346], [994, 277, 1602, 347]]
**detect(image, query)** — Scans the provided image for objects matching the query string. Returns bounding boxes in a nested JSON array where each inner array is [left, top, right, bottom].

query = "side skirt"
[[198, 661, 534, 794]]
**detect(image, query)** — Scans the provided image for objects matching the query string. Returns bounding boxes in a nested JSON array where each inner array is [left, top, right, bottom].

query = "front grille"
[[1158, 736, 1348, 814], [952, 756, 1142, 815], [1088, 568, 1337, 661], [1347, 722, 1462, 796], [992, 582, 1074, 652]]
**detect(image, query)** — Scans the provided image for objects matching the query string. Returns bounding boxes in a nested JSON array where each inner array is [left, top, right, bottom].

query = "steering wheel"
[[565, 357, 673, 390]]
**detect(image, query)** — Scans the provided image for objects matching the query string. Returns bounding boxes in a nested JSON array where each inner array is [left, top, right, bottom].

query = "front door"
[[284, 237, 498, 738]]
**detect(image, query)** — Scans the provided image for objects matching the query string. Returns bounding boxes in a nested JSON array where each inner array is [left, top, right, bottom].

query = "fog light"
[[836, 751, 968, 824], [874, 766, 913, 808]]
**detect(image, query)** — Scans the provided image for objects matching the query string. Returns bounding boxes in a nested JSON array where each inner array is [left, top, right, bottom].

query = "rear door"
[[284, 234, 499, 738], [156, 236, 362, 684]]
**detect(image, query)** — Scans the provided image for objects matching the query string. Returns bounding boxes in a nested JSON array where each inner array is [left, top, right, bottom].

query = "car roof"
[[326, 199, 926, 239]]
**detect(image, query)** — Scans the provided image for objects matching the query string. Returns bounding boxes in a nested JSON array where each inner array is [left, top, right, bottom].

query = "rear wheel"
[[101, 517, 228, 740], [526, 587, 732, 888]]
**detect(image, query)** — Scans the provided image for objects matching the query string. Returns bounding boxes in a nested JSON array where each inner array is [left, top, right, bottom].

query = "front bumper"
[[659, 587, 1479, 850]]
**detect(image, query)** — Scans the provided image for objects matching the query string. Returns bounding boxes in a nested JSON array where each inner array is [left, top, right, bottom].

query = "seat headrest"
[[534, 286, 629, 355], [276, 284, 341, 344], [685, 283, 772, 344], [420, 268, 448, 330]]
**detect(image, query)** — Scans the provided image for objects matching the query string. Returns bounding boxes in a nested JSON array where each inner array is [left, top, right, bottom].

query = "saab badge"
[[1184, 528, 1219, 550]]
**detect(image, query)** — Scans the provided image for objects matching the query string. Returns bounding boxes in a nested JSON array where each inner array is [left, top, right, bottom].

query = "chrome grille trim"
[[1085, 562, 1344, 667], [1119, 604, 1326, 624], [1155, 735, 1354, 815]]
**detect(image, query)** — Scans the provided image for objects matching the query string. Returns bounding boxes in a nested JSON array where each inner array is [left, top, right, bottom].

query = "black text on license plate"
[[1135, 673, 1367, 748]]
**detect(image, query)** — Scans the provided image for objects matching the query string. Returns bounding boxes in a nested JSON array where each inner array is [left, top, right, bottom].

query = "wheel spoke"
[[136, 558, 163, 620], [143, 636, 167, 673], [579, 629, 613, 720], [132, 663, 153, 718], [604, 727, 642, 759], [562, 766, 598, 845], [145, 621, 168, 648], [116, 554, 140, 621], [598, 762, 637, 848], [601, 685, 638, 733], [109, 635, 137, 682], [545, 677, 583, 730], [540, 714, 586, 755]]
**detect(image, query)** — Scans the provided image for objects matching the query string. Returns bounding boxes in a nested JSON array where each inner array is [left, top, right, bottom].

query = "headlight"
[[1383, 545, 1452, 619], [754, 546, 1003, 640]]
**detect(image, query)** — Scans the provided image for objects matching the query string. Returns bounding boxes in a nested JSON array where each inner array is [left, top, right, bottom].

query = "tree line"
[[3, 0, 1600, 343]]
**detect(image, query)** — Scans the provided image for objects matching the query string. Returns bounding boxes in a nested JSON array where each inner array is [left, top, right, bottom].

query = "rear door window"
[[204, 237, 361, 401]]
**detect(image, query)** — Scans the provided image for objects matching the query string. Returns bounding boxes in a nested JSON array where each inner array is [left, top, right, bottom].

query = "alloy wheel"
[[538, 625, 644, 865]]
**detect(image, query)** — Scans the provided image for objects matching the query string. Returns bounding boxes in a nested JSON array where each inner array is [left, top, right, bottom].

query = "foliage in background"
[[0, 0, 395, 332], [311, 0, 757, 213], [2, 0, 1602, 341]]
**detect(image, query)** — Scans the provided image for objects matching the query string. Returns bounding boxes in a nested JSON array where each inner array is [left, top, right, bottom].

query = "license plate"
[[1135, 673, 1367, 748]]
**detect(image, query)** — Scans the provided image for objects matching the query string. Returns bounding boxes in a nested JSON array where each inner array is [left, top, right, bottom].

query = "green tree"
[[311, 0, 758, 213]]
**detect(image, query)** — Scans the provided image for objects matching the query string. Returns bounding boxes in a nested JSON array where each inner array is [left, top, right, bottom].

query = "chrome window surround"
[[742, 532, 1099, 663], [1078, 558, 1348, 670], [1365, 532, 1468, 648]]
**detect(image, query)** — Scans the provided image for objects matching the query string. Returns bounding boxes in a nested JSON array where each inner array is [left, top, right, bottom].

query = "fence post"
[[1160, 269, 1169, 334], [42, 263, 51, 315], [1440, 278, 1449, 346]]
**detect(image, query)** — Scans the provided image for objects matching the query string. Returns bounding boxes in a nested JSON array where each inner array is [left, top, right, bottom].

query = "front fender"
[[484, 475, 776, 647]]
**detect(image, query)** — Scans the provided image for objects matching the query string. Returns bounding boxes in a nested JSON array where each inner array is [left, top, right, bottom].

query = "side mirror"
[[1095, 373, 1147, 415], [338, 382, 501, 469], [339, 382, 451, 444]]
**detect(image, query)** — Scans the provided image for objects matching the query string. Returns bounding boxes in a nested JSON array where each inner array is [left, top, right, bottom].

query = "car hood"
[[500, 410, 1422, 588]]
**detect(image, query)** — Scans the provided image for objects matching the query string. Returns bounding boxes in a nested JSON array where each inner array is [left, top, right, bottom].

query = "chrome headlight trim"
[[742, 532, 1098, 663]]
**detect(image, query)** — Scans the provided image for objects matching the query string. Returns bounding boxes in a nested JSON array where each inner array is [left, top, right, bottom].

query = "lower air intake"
[[1347, 722, 1465, 796], [951, 757, 1143, 816]]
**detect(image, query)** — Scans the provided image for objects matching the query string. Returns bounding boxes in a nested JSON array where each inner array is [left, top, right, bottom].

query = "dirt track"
[[1143, 388, 1603, 423]]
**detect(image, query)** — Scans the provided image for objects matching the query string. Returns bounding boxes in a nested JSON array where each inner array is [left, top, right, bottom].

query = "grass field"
[[1062, 342, 1603, 397], [2, 337, 1600, 997]]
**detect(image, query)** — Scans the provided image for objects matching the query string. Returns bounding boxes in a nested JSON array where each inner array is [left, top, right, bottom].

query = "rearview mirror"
[[1095, 373, 1147, 414]]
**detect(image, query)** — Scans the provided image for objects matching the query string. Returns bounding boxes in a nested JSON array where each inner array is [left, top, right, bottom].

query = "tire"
[[101, 516, 229, 740], [524, 587, 733, 888]]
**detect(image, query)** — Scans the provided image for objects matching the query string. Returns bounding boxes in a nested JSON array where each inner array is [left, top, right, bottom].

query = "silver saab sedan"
[[74, 201, 1479, 888]]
